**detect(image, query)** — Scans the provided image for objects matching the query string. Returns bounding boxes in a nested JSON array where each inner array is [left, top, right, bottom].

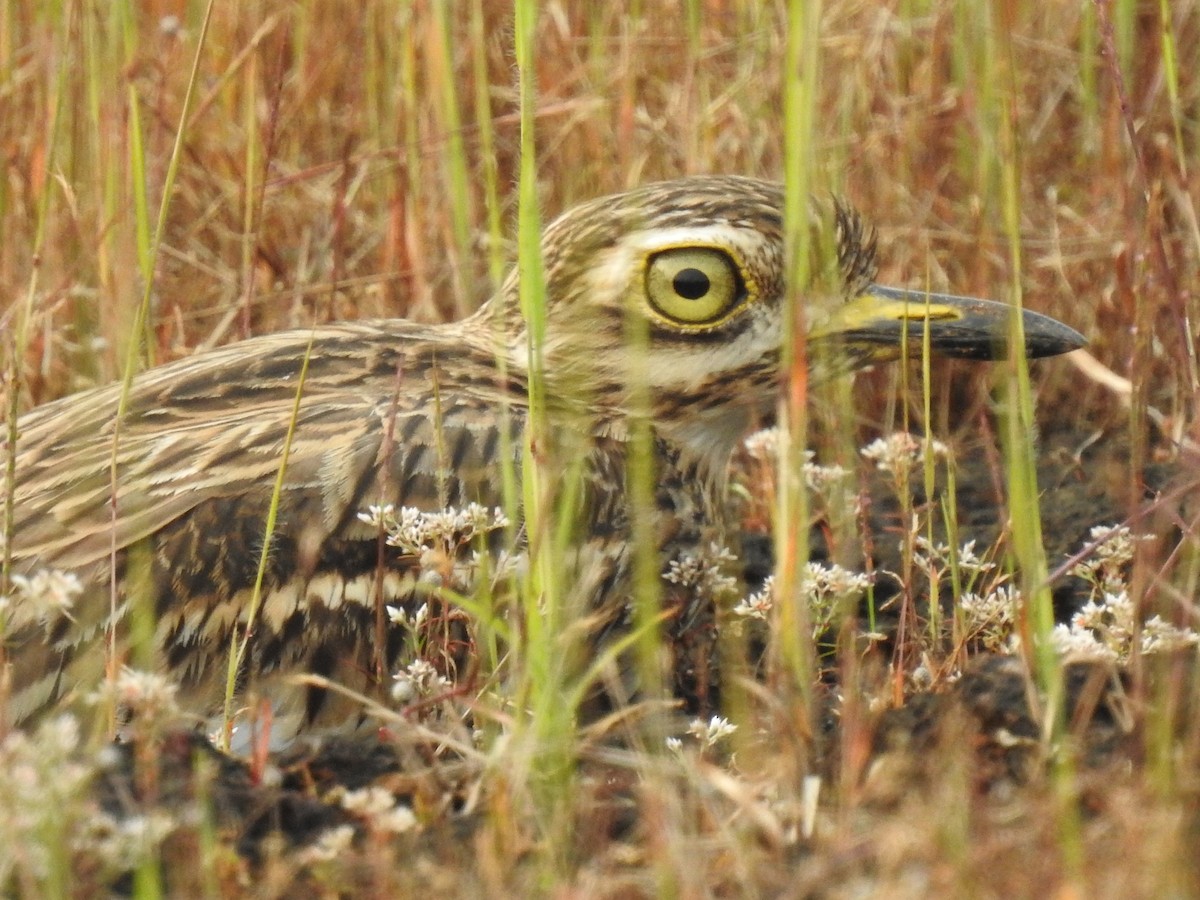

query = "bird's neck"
[[465, 297, 747, 495]]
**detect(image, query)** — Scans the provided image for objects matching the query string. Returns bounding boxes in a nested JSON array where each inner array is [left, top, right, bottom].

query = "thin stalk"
[[777, 0, 822, 736], [104, 0, 216, 726], [1, 3, 70, 611], [471, 0, 514, 684], [989, 11, 1083, 880], [432, 0, 474, 317], [220, 331, 315, 748], [512, 0, 577, 879]]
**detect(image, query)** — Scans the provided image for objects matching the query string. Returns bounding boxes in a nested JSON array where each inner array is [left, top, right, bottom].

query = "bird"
[[0, 175, 1085, 743]]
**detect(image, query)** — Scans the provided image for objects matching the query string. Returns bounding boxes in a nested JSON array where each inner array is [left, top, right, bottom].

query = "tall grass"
[[775, 0, 822, 739], [0, 0, 1197, 894], [977, 1, 1084, 876]]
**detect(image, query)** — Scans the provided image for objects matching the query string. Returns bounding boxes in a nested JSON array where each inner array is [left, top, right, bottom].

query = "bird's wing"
[[2, 322, 525, 727], [4, 322, 518, 574]]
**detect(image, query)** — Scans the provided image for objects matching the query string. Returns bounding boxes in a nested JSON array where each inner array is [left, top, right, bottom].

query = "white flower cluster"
[[385, 600, 462, 703], [860, 432, 948, 479], [358, 502, 511, 556], [805, 458, 852, 495], [89, 667, 181, 731], [666, 715, 738, 754], [801, 561, 872, 600], [742, 429, 851, 494], [732, 563, 869, 637], [387, 600, 430, 630], [742, 428, 778, 460], [339, 786, 418, 834], [1142, 616, 1200, 654], [912, 535, 996, 584], [1070, 524, 1146, 594], [688, 714, 738, 747], [390, 658, 452, 704], [733, 575, 776, 621], [297, 824, 355, 865], [76, 810, 176, 872], [0, 569, 84, 628], [664, 542, 740, 602], [804, 562, 870, 637], [360, 502, 520, 593], [911, 535, 1013, 648], [960, 584, 1021, 651], [1042, 524, 1198, 662], [0, 716, 94, 884], [1050, 590, 1199, 663]]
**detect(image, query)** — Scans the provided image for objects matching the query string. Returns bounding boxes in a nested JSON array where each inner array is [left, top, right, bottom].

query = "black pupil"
[[672, 267, 711, 300]]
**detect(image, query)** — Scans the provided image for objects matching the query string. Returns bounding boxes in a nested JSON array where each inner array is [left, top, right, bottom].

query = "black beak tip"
[[1023, 313, 1087, 359], [825, 286, 1087, 362]]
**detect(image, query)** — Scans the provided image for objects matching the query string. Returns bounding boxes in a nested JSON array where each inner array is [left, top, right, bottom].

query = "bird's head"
[[489, 176, 1084, 464]]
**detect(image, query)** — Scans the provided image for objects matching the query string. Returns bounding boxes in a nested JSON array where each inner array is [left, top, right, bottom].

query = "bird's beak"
[[810, 284, 1086, 361]]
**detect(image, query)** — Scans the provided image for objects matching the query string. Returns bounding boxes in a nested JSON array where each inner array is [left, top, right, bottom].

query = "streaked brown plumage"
[[1, 176, 1084, 741]]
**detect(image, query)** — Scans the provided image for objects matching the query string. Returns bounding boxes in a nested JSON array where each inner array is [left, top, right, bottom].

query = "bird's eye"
[[645, 247, 747, 326]]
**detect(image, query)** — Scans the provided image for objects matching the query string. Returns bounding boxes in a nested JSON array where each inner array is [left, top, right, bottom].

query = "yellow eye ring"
[[644, 247, 749, 327]]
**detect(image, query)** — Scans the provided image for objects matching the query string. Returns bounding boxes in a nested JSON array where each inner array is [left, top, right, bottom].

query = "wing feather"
[[3, 320, 515, 571], [1, 317, 524, 731]]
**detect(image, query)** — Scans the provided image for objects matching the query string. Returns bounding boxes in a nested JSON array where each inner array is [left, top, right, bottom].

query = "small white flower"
[[801, 562, 870, 599], [4, 569, 84, 626], [687, 715, 738, 748], [364, 503, 514, 595], [1049, 529, 1197, 662], [297, 824, 355, 864], [803, 460, 851, 493], [1140, 616, 1200, 655], [955, 540, 995, 576], [0, 715, 95, 881], [912, 535, 950, 576], [737, 565, 869, 637], [733, 576, 775, 620], [860, 433, 947, 478], [664, 543, 740, 601], [1049, 623, 1120, 663], [376, 804, 418, 834], [1070, 524, 1151, 594], [90, 667, 180, 723], [340, 786, 418, 834], [341, 785, 397, 817], [391, 658, 450, 703], [742, 428, 780, 459], [78, 811, 176, 870], [357, 503, 397, 529], [961, 584, 1020, 640]]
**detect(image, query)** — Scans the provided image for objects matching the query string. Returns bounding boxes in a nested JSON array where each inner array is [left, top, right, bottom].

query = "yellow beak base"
[[811, 285, 1085, 361]]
